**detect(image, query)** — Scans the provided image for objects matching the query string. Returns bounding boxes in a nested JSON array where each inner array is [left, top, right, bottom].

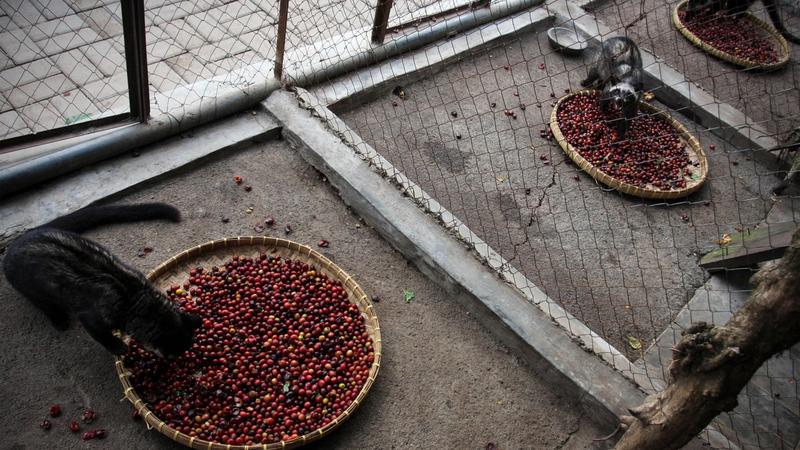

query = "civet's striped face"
[[608, 82, 638, 109]]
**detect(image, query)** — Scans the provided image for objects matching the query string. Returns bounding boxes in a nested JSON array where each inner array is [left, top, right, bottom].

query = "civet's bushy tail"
[[41, 203, 181, 234]]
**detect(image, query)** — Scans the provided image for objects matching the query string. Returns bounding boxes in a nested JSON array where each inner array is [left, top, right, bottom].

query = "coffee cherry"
[[124, 254, 374, 446], [69, 421, 81, 432], [40, 420, 52, 431], [555, 92, 694, 191], [82, 409, 96, 424], [678, 9, 779, 64], [49, 404, 61, 418], [82, 431, 96, 441]]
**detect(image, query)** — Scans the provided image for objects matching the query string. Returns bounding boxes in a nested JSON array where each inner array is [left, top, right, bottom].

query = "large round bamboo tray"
[[672, 0, 790, 70], [115, 236, 382, 450], [549, 90, 708, 200]]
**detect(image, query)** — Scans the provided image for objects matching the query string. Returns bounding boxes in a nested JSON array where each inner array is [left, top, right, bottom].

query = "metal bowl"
[[547, 27, 589, 55]]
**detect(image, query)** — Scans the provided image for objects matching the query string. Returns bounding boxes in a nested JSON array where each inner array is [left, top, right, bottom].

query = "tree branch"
[[614, 227, 800, 450]]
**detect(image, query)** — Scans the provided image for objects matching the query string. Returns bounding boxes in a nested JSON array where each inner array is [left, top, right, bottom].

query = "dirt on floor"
[[589, 0, 800, 141], [0, 138, 614, 450], [338, 30, 784, 360]]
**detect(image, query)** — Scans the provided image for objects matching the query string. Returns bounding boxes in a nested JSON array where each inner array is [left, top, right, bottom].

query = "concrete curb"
[[264, 87, 647, 429]]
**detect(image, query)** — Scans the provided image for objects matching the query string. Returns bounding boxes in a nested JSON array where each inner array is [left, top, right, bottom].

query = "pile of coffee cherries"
[[678, 8, 779, 64], [124, 254, 375, 446], [556, 91, 695, 190]]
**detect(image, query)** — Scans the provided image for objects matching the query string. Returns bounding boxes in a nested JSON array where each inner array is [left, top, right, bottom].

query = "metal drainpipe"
[[0, 78, 281, 200], [0, 0, 543, 200]]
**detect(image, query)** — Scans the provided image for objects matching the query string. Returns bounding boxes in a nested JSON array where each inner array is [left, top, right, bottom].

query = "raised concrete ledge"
[[0, 108, 280, 245], [264, 88, 646, 429]]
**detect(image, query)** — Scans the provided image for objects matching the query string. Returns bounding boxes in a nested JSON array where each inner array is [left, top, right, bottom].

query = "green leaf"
[[403, 289, 415, 302], [283, 381, 290, 393], [64, 112, 91, 125], [627, 336, 642, 350]]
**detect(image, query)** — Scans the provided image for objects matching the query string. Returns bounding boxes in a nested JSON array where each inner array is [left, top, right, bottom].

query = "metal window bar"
[[0, 0, 150, 150], [275, 0, 291, 80], [372, 0, 394, 44], [121, 0, 149, 123]]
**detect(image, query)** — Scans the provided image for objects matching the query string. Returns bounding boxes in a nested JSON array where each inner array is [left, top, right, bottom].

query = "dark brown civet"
[[124, 255, 374, 446], [556, 92, 693, 190]]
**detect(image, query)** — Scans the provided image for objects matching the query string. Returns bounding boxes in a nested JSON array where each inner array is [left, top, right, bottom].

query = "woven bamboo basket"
[[115, 236, 382, 450], [549, 91, 708, 200], [672, 0, 790, 70]]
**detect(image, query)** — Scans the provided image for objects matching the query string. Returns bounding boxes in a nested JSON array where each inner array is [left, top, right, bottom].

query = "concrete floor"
[[589, 0, 800, 141], [339, 30, 785, 360], [0, 138, 613, 449]]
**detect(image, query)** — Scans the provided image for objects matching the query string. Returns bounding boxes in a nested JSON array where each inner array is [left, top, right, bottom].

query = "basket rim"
[[548, 90, 708, 200], [672, 0, 790, 70], [115, 236, 382, 450]]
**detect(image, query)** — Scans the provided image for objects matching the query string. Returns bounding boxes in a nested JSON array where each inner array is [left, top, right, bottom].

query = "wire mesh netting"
[[141, 0, 277, 118], [281, 0, 376, 79], [388, 0, 475, 26], [0, 0, 281, 146], [279, 0, 466, 84], [588, 0, 800, 147], [1, 0, 799, 447], [0, 0, 129, 141], [288, 0, 800, 448], [143, 0, 464, 119]]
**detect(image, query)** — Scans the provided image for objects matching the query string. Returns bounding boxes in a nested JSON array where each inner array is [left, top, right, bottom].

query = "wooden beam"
[[273, 0, 289, 80], [699, 222, 798, 270]]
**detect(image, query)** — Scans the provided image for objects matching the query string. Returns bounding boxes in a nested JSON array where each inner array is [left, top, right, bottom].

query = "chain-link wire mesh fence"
[[1, 0, 798, 447], [282, 0, 800, 448], [387, 0, 479, 28], [0, 0, 130, 142], [142, 0, 278, 117], [0, 0, 281, 147]]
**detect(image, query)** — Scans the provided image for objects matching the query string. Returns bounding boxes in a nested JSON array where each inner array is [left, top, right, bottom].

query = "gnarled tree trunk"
[[614, 227, 800, 450]]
